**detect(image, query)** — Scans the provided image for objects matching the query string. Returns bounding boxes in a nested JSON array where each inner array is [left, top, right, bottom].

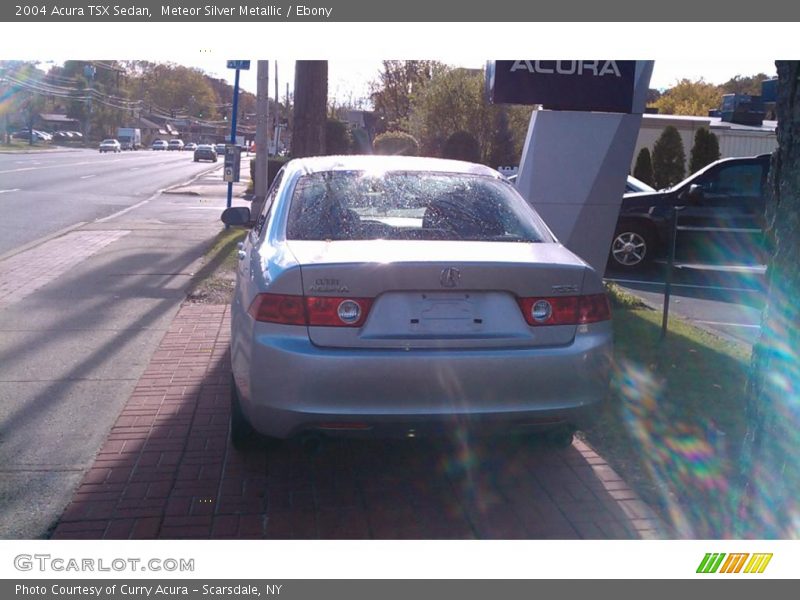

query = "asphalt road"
[[0, 148, 222, 257], [606, 261, 766, 347]]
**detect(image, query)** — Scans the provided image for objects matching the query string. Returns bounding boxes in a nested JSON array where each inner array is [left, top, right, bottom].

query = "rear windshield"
[[286, 170, 553, 243]]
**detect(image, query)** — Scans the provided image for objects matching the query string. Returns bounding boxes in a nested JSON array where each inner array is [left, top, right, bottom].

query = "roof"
[[642, 112, 777, 133], [288, 155, 502, 178], [39, 113, 79, 123]]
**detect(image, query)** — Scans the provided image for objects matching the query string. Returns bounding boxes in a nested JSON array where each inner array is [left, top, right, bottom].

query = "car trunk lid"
[[287, 240, 588, 349]]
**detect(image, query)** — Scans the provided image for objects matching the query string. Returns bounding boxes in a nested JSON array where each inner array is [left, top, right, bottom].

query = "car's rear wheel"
[[609, 222, 655, 270]]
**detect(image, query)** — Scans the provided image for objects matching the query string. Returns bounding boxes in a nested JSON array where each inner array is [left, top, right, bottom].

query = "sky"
[[188, 59, 779, 102]]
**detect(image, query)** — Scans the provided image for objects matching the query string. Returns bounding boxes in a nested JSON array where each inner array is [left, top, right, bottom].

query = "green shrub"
[[250, 156, 290, 191], [689, 127, 721, 174], [652, 126, 686, 189], [442, 130, 481, 163], [633, 147, 655, 187], [325, 118, 354, 155], [373, 131, 419, 156]]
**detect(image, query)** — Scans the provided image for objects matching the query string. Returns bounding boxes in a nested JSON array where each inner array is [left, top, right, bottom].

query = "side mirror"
[[687, 184, 704, 203], [221, 206, 251, 226]]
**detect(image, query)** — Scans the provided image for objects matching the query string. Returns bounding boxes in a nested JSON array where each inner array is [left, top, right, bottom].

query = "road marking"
[[80, 174, 96, 179], [606, 277, 762, 295], [95, 198, 151, 223], [694, 320, 761, 329], [129, 167, 140, 171], [677, 226, 762, 233], [0, 153, 185, 175], [1, 167, 36, 173], [0, 189, 21, 194]]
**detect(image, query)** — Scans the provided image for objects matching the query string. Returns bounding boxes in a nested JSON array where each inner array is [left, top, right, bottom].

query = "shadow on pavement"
[[50, 306, 667, 540]]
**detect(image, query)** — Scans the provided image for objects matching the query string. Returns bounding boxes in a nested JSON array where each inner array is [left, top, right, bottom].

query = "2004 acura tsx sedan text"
[[221, 155, 612, 451]]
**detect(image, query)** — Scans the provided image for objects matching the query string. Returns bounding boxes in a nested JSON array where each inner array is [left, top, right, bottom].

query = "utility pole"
[[274, 61, 279, 149], [252, 60, 270, 219]]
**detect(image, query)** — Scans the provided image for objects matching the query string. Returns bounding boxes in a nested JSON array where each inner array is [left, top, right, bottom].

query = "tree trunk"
[[738, 61, 800, 537], [291, 61, 327, 158]]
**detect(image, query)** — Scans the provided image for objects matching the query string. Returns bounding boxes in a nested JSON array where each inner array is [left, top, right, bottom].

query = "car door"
[[235, 167, 286, 305], [675, 160, 768, 265]]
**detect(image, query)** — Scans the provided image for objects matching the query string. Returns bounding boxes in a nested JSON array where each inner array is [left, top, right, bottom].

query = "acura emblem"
[[440, 267, 461, 288]]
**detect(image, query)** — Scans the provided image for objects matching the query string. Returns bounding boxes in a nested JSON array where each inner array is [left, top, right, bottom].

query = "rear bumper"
[[232, 318, 613, 439]]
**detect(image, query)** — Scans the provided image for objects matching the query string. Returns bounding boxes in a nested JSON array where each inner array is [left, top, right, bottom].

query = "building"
[[633, 113, 777, 171]]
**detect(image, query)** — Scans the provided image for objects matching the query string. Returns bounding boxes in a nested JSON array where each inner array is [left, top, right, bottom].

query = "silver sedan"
[[221, 155, 612, 450]]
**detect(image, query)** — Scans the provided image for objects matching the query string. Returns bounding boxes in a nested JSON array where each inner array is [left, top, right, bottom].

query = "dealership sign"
[[487, 60, 637, 113]]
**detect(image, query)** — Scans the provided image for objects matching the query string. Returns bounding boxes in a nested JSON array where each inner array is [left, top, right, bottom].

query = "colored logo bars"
[[696, 553, 773, 574]]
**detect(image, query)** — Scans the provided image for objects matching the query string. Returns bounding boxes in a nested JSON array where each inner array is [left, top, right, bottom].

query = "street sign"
[[227, 60, 251, 70], [223, 145, 242, 183]]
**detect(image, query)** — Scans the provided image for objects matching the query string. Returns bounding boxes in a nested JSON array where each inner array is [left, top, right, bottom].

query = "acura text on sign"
[[487, 60, 637, 113]]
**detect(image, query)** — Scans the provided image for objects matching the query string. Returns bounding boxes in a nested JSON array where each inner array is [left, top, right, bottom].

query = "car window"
[[253, 167, 285, 239], [286, 171, 552, 243], [702, 164, 764, 198]]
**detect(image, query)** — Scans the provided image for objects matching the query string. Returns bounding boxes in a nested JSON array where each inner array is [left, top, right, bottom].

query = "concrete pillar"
[[515, 61, 653, 274]]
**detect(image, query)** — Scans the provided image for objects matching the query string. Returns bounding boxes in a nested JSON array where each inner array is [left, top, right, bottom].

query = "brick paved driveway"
[[52, 305, 666, 539]]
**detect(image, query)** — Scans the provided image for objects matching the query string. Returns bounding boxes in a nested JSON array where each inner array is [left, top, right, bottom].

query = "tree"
[[325, 118, 353, 155], [650, 78, 722, 116], [373, 131, 419, 156], [633, 147, 655, 187], [720, 73, 772, 96], [689, 127, 721, 174], [369, 60, 444, 132], [442, 130, 481, 163], [737, 61, 800, 537], [292, 61, 327, 158], [487, 107, 518, 169], [408, 67, 491, 159], [652, 126, 686, 189]]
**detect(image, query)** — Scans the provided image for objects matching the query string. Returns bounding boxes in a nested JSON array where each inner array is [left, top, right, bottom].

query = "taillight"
[[518, 294, 610, 326], [305, 296, 373, 327], [248, 294, 373, 327], [248, 293, 306, 325], [577, 293, 611, 324]]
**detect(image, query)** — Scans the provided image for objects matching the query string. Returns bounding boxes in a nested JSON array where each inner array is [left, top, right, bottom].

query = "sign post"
[[225, 61, 250, 211]]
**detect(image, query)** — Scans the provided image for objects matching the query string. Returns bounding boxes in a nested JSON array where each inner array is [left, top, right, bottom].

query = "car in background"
[[219, 155, 612, 451], [508, 173, 655, 195], [12, 129, 51, 142], [151, 139, 168, 151], [167, 139, 185, 151], [624, 175, 656, 194], [610, 155, 771, 270], [193, 144, 218, 162], [99, 139, 121, 153], [214, 143, 227, 155], [184, 142, 198, 151]]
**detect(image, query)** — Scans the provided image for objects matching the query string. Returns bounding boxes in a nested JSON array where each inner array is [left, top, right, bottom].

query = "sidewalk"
[[51, 302, 668, 540], [0, 168, 249, 539]]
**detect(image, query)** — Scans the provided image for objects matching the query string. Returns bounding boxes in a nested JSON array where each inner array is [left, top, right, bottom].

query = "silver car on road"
[[222, 155, 612, 449]]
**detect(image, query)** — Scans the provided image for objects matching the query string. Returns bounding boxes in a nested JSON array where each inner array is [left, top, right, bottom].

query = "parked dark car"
[[193, 144, 218, 162], [609, 155, 771, 270]]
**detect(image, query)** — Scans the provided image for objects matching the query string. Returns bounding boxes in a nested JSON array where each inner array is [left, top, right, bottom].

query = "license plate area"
[[412, 293, 482, 334]]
